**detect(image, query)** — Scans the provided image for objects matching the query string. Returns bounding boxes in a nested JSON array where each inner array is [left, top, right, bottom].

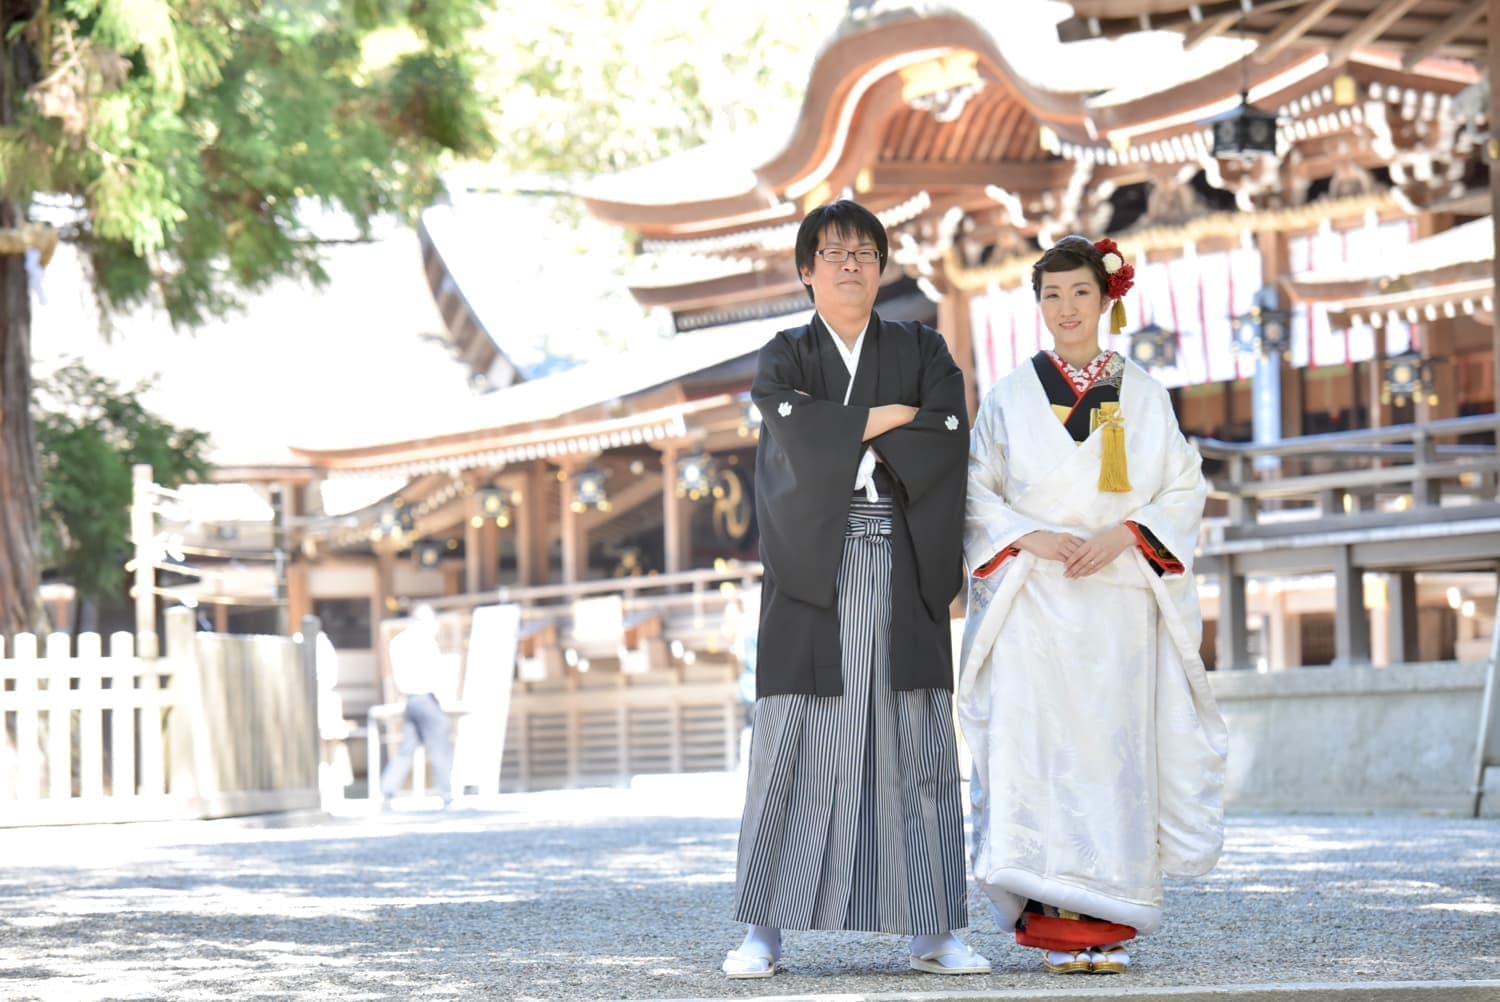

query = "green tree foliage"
[[485, 0, 844, 180], [0, 0, 497, 634], [33, 362, 211, 605], [3, 0, 497, 324]]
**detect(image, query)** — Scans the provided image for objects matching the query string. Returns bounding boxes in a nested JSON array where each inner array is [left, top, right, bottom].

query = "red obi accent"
[[1015, 914, 1137, 951], [1124, 520, 1184, 575], [975, 547, 1018, 578]]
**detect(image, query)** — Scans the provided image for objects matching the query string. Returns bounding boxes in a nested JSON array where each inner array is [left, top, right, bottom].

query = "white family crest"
[[777, 401, 793, 418], [945, 414, 959, 431]]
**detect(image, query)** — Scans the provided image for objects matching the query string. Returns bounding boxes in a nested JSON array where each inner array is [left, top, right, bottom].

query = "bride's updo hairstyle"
[[1030, 235, 1109, 302]]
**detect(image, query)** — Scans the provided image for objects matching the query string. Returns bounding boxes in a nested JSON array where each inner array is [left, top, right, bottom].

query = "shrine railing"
[[1196, 414, 1500, 536]]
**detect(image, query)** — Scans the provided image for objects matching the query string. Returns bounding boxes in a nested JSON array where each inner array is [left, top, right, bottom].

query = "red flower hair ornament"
[[1094, 237, 1134, 333]]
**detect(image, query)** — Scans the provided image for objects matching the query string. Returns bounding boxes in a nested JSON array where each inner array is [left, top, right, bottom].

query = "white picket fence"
[[0, 609, 319, 827]]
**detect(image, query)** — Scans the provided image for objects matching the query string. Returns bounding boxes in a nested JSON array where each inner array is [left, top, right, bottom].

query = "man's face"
[[800, 225, 881, 316]]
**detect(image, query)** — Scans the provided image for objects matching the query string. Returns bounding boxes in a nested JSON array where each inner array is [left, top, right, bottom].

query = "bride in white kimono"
[[958, 235, 1228, 976]]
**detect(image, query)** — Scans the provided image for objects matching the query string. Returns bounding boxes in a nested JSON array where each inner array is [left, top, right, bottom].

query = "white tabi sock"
[[741, 924, 781, 959], [910, 932, 965, 958]]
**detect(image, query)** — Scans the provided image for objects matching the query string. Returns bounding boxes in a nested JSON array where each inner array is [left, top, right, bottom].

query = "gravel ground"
[[1, 773, 1498, 1001]]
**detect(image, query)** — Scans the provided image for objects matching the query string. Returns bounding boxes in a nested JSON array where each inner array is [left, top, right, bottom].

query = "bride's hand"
[[1063, 525, 1134, 578], [1015, 530, 1084, 563]]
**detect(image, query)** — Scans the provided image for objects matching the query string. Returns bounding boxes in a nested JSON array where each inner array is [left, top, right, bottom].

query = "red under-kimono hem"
[[1015, 914, 1137, 951]]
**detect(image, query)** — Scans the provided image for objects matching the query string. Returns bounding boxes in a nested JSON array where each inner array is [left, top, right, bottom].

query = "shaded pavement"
[[1, 773, 1498, 1000]]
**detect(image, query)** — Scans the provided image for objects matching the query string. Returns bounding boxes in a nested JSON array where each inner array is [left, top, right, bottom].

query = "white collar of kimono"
[[817, 311, 869, 406]]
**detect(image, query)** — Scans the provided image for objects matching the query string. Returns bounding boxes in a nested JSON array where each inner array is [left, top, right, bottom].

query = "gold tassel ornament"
[[1110, 297, 1127, 335], [1094, 401, 1131, 492]]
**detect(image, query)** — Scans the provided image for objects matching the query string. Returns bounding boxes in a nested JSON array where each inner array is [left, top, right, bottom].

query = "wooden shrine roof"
[[1059, 1, 1488, 69], [1285, 214, 1494, 329], [285, 311, 785, 473], [578, 12, 1097, 236]]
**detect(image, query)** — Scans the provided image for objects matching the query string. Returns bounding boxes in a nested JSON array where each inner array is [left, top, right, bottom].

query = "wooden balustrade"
[[1197, 414, 1500, 534]]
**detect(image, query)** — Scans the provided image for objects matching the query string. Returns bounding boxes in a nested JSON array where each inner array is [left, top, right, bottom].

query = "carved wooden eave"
[[294, 389, 761, 554], [1059, 1, 1488, 70], [627, 266, 805, 313], [288, 398, 712, 476], [418, 207, 524, 390], [946, 189, 1403, 292], [578, 12, 1096, 238], [1284, 214, 1495, 329], [1321, 276, 1493, 330], [284, 312, 787, 486], [1055, 50, 1477, 180]]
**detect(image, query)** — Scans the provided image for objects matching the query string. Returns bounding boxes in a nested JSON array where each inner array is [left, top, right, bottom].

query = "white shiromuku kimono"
[[957, 352, 1228, 937]]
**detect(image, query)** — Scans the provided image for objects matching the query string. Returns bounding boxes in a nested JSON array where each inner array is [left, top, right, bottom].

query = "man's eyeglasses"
[[815, 247, 881, 264]]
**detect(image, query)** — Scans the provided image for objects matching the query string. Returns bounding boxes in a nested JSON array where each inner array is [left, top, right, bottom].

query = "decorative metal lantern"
[[1211, 92, 1279, 160], [1232, 289, 1291, 357], [375, 500, 415, 538], [1381, 351, 1439, 407], [569, 467, 610, 513], [675, 451, 719, 501], [1128, 323, 1179, 370], [478, 487, 516, 528], [414, 539, 444, 569]]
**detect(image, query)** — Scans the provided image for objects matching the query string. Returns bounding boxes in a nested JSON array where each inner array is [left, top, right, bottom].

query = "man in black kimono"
[[722, 201, 987, 979]]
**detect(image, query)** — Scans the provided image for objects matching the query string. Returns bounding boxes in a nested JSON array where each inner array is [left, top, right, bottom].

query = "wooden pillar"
[[479, 508, 500, 591], [1388, 570, 1421, 665], [1280, 366, 1304, 438], [1365, 356, 1384, 431], [1423, 317, 1461, 423], [515, 463, 552, 586], [283, 482, 312, 630], [1416, 212, 1460, 425], [936, 277, 979, 419], [558, 465, 587, 585], [130, 464, 158, 657], [658, 445, 693, 574], [1216, 560, 1250, 670], [464, 491, 483, 594], [287, 564, 310, 634], [1331, 545, 1371, 666], [372, 551, 395, 642], [459, 480, 501, 592]]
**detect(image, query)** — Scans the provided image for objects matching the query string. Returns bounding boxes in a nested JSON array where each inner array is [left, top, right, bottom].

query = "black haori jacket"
[[752, 311, 969, 698]]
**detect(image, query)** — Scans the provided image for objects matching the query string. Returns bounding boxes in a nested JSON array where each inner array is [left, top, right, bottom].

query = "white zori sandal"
[[910, 940, 992, 975], [721, 942, 778, 979], [1088, 944, 1130, 974], [1042, 949, 1091, 974]]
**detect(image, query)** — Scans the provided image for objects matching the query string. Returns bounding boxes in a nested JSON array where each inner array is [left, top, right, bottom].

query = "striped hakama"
[[733, 497, 969, 934]]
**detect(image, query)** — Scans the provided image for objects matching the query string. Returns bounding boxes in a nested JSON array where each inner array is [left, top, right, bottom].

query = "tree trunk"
[[0, 9, 43, 637], [0, 206, 41, 638]]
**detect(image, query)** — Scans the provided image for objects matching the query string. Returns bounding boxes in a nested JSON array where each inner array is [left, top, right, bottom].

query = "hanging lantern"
[[1231, 288, 1292, 357], [1128, 323, 1179, 370], [675, 451, 719, 501], [413, 539, 444, 569], [570, 467, 610, 513], [374, 500, 414, 539], [478, 487, 517, 528], [1381, 351, 1439, 407], [1210, 91, 1279, 160]]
